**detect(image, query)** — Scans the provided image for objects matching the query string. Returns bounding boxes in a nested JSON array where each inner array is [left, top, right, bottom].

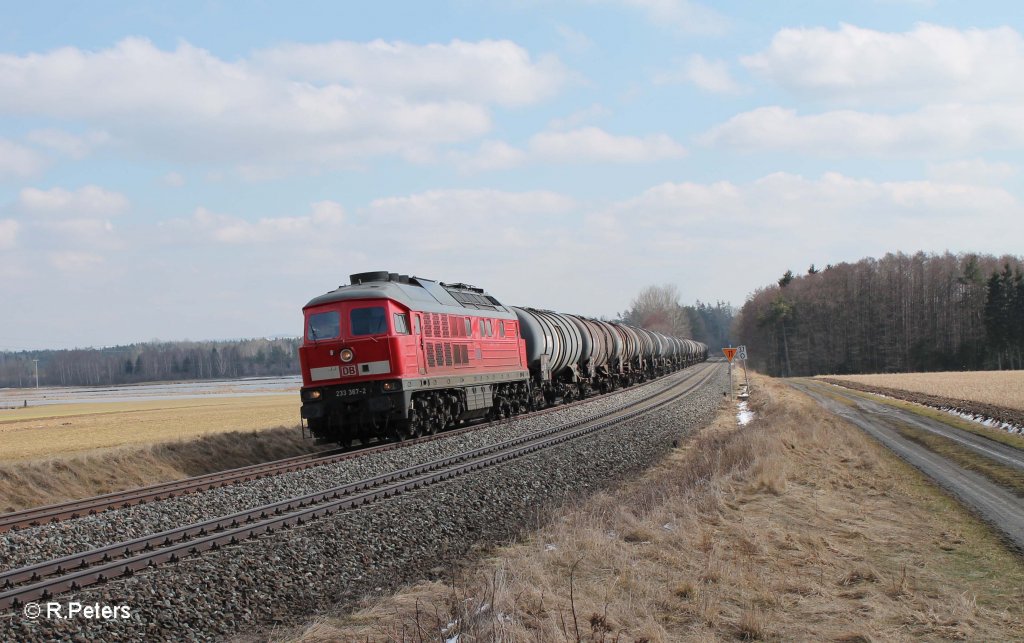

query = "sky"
[[1, 0, 1022, 350]]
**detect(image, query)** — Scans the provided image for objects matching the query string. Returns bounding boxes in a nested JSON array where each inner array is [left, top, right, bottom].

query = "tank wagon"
[[299, 271, 708, 445]]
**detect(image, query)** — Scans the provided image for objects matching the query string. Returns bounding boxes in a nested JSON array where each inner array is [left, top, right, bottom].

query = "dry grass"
[[891, 420, 1024, 495], [0, 425, 321, 513], [280, 373, 1024, 642], [0, 395, 301, 461], [820, 370, 1024, 411]]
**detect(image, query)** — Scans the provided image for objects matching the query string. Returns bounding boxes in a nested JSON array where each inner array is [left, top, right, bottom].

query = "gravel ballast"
[[0, 371, 696, 573], [2, 365, 726, 642]]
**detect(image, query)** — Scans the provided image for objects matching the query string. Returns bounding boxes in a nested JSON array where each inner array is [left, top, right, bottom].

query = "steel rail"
[[0, 366, 700, 532], [0, 363, 718, 610], [0, 448, 347, 533]]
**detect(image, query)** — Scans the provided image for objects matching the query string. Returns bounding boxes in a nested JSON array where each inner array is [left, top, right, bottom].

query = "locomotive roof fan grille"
[[350, 271, 410, 285]]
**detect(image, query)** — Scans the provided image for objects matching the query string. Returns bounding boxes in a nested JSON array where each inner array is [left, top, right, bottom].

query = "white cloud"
[[547, 103, 611, 130], [169, 200, 346, 245], [252, 39, 567, 107], [654, 54, 741, 93], [161, 172, 186, 188], [598, 171, 1022, 286], [742, 23, 1024, 104], [0, 37, 569, 169], [702, 104, 1024, 157], [7, 174, 1020, 347], [26, 129, 109, 159], [48, 251, 104, 272], [0, 138, 47, 178], [368, 189, 575, 223], [610, 171, 1017, 229], [609, 0, 729, 35], [451, 140, 528, 173], [530, 127, 686, 162], [16, 185, 130, 216], [556, 25, 595, 54], [450, 126, 686, 171], [927, 158, 1016, 184], [0, 219, 18, 249]]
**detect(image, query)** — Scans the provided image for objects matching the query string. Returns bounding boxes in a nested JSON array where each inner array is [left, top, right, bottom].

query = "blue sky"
[[1, 0, 1022, 349]]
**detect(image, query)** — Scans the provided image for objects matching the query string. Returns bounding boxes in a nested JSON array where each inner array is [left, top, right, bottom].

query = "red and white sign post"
[[722, 347, 737, 398]]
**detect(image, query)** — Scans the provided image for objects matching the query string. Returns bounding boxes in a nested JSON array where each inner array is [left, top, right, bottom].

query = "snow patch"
[[737, 400, 755, 426]]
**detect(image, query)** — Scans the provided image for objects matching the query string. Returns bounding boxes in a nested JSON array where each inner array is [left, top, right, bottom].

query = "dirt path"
[[793, 379, 1024, 553], [819, 376, 1024, 429]]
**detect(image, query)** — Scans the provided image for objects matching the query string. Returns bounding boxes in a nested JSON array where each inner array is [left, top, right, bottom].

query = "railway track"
[[0, 373, 687, 534], [0, 363, 718, 610]]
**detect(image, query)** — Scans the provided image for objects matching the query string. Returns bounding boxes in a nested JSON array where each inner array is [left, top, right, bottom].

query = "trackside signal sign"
[[722, 347, 737, 362]]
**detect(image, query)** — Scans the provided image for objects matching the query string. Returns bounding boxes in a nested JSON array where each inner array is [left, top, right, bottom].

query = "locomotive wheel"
[[392, 423, 410, 442], [407, 410, 424, 439]]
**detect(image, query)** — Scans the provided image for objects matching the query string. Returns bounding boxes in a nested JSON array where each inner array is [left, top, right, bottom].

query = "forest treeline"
[[619, 285, 735, 352], [736, 251, 1024, 376], [0, 338, 301, 388]]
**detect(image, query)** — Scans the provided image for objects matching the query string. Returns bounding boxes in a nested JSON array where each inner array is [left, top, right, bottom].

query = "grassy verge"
[[891, 420, 1024, 496], [819, 382, 1024, 451], [282, 374, 1024, 641], [0, 426, 322, 513]]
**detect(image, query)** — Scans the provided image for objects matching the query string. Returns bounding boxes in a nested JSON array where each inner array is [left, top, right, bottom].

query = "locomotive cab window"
[[307, 310, 340, 341], [465, 318, 472, 337], [485, 319, 493, 336], [393, 313, 410, 335], [499, 321, 505, 337], [413, 316, 421, 335], [350, 306, 388, 336]]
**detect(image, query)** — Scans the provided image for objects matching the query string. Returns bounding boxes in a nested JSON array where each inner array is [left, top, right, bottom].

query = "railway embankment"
[[285, 373, 1024, 641], [0, 426, 320, 514], [2, 365, 725, 641]]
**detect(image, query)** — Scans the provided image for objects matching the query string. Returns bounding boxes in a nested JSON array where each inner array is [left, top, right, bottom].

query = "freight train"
[[298, 271, 708, 445]]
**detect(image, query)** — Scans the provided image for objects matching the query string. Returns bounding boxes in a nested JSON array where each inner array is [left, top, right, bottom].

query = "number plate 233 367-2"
[[336, 387, 367, 398], [340, 364, 358, 377]]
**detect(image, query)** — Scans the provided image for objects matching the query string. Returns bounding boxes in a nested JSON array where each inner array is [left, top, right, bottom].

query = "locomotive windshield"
[[350, 306, 388, 336], [307, 310, 340, 341]]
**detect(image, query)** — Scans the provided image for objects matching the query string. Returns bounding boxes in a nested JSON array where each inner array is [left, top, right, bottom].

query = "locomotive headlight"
[[382, 381, 396, 391], [339, 348, 354, 363], [302, 389, 322, 401]]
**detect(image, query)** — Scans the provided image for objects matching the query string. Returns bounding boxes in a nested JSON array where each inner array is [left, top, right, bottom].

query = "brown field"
[[285, 374, 1024, 641], [818, 370, 1024, 411], [0, 395, 301, 462]]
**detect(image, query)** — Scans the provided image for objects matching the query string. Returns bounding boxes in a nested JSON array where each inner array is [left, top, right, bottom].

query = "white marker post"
[[737, 345, 748, 389]]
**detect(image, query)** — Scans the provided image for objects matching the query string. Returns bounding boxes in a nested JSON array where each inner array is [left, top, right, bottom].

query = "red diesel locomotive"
[[299, 271, 707, 445]]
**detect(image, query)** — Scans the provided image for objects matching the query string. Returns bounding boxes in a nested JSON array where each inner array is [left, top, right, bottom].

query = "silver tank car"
[[510, 307, 584, 382], [511, 307, 706, 402]]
